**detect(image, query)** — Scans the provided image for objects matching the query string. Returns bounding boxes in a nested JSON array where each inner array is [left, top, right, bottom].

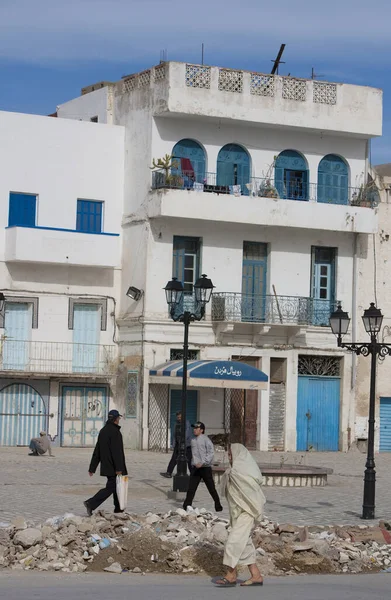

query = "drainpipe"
[[349, 232, 358, 450]]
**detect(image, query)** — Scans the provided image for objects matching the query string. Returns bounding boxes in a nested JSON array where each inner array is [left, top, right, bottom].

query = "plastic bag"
[[116, 475, 128, 510]]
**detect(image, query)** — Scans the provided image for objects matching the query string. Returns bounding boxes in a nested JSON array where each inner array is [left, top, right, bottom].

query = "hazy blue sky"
[[1, 0, 390, 164]]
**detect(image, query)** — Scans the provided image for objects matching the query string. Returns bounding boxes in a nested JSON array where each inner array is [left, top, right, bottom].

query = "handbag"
[[116, 475, 129, 510]]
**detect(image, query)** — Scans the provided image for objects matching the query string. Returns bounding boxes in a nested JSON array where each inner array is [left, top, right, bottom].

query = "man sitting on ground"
[[28, 431, 53, 457]]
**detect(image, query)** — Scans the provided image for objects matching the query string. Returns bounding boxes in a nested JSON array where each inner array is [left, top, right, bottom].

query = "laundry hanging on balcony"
[[149, 360, 268, 390]]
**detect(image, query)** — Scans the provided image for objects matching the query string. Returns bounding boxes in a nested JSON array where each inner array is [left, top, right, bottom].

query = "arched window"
[[317, 154, 349, 205], [217, 144, 250, 195], [172, 139, 206, 188], [274, 150, 309, 201]]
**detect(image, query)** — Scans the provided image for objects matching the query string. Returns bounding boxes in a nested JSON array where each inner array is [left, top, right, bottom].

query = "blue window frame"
[[76, 200, 103, 233], [8, 193, 37, 227]]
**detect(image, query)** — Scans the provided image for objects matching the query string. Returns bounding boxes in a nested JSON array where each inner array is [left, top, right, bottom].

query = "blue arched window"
[[317, 154, 349, 205], [172, 139, 206, 188], [217, 144, 250, 195], [275, 150, 309, 201]]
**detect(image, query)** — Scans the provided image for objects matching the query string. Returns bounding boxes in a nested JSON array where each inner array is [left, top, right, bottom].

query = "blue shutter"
[[318, 155, 348, 205], [72, 305, 100, 372], [275, 151, 308, 201], [217, 144, 250, 193], [3, 303, 31, 370], [8, 193, 36, 227], [76, 200, 103, 233], [380, 398, 391, 452], [172, 139, 206, 185], [172, 237, 185, 318]]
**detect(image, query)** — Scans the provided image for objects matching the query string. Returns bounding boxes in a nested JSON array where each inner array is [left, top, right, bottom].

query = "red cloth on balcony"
[[181, 158, 195, 179]]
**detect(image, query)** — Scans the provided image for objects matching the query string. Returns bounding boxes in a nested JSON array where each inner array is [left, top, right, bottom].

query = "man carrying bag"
[[84, 409, 127, 516]]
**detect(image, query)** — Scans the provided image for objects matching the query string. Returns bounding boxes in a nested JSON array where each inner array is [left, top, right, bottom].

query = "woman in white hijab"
[[215, 443, 266, 587]]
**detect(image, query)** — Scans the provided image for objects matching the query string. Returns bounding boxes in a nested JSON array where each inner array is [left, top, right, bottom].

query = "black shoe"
[[215, 504, 223, 512], [83, 501, 93, 517], [160, 472, 172, 478], [28, 452, 38, 456], [114, 509, 124, 514], [183, 503, 191, 511]]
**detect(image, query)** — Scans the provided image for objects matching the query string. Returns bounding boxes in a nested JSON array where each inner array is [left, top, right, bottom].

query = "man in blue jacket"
[[84, 409, 127, 516], [160, 411, 193, 478]]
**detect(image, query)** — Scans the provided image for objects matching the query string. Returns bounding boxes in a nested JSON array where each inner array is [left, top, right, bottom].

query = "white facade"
[[0, 110, 127, 448], [2, 60, 382, 453]]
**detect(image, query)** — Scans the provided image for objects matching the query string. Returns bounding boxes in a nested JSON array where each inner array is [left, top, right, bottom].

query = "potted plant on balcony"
[[351, 181, 379, 208], [257, 156, 279, 199], [150, 154, 181, 188]]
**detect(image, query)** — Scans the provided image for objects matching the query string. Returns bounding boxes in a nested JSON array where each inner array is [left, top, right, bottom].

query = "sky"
[[1, 0, 390, 164]]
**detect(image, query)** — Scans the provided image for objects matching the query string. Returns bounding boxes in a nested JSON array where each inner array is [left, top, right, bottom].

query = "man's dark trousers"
[[183, 466, 221, 508], [167, 445, 193, 475], [87, 476, 120, 512]]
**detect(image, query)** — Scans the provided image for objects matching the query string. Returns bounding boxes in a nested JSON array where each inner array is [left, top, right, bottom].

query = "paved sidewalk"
[[1, 447, 391, 526]]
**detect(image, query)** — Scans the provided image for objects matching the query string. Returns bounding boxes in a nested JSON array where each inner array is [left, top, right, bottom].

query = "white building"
[[0, 110, 125, 448], [355, 165, 391, 453], [1, 61, 382, 452]]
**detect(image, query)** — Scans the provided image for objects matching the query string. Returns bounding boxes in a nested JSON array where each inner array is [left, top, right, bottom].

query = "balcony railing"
[[211, 293, 338, 327], [0, 340, 117, 375], [151, 169, 378, 207]]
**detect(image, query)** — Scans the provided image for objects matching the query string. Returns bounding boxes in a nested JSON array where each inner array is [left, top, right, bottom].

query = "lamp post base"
[[362, 506, 376, 520], [173, 473, 190, 493]]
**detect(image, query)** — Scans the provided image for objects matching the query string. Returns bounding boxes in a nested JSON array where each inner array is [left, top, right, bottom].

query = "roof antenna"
[[271, 44, 286, 75], [160, 49, 168, 64], [201, 42, 204, 65], [311, 67, 324, 80]]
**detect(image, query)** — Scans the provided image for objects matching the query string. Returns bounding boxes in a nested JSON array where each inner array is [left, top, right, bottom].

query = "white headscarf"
[[221, 443, 266, 521]]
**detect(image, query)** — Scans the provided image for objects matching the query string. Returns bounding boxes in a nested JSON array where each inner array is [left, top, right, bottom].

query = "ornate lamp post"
[[329, 302, 390, 519], [164, 274, 214, 492]]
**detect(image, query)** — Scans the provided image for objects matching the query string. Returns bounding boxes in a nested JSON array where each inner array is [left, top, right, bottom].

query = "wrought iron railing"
[[151, 169, 378, 207], [0, 340, 117, 375], [211, 293, 339, 327]]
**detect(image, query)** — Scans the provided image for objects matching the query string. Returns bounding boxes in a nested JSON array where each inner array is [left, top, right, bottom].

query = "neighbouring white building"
[[55, 61, 382, 453], [355, 164, 391, 453], [0, 110, 125, 448], [0, 61, 383, 452]]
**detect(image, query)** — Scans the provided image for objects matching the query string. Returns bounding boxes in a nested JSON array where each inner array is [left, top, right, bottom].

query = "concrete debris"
[[13, 528, 42, 549], [103, 561, 122, 574], [0, 509, 390, 576]]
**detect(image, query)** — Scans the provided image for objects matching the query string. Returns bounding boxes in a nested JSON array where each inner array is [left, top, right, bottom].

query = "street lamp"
[[329, 302, 390, 520], [164, 274, 214, 493], [0, 293, 4, 313]]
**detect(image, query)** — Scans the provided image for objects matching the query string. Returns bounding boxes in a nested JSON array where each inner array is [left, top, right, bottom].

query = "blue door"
[[170, 389, 198, 447], [241, 242, 267, 322], [275, 150, 309, 201], [172, 139, 206, 187], [217, 144, 250, 195], [72, 305, 100, 373], [62, 386, 107, 447], [318, 155, 348, 205], [0, 384, 46, 446], [297, 376, 340, 451], [3, 303, 31, 370], [380, 398, 391, 452]]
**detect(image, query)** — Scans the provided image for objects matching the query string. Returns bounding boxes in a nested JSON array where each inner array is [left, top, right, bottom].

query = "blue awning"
[[149, 360, 268, 390]]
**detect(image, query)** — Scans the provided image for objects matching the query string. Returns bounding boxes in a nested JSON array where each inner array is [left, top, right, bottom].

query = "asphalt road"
[[0, 572, 390, 600]]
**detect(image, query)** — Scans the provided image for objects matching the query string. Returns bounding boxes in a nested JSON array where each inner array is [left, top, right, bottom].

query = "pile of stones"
[[0, 508, 390, 576]]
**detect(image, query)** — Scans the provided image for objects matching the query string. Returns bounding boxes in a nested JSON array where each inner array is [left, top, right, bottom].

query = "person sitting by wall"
[[28, 431, 54, 457]]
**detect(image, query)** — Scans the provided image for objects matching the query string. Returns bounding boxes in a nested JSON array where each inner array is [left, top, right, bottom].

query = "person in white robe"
[[215, 443, 266, 587]]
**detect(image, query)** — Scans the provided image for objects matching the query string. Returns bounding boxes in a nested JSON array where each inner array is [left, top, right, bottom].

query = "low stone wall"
[[212, 464, 330, 487]]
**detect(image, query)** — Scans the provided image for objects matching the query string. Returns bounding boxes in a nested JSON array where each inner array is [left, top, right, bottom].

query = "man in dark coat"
[[84, 409, 127, 516]]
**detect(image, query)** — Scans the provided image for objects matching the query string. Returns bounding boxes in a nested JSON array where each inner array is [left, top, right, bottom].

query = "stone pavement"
[[1, 447, 391, 527]]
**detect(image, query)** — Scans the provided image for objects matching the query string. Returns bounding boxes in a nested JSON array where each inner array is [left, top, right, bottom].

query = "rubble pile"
[[0, 508, 390, 576]]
